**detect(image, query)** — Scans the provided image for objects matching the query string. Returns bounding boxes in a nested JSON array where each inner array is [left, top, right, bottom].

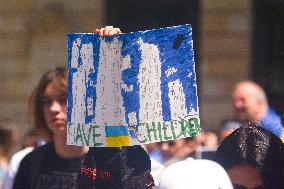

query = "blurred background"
[[0, 0, 283, 134]]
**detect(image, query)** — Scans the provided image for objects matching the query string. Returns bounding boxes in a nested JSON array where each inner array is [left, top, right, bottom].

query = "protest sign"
[[67, 25, 200, 147]]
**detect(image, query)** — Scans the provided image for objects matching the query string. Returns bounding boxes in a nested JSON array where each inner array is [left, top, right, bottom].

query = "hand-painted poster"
[[67, 24, 200, 147]]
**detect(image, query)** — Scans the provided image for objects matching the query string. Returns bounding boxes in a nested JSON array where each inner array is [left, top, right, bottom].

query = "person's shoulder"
[[266, 107, 282, 120], [8, 147, 34, 170], [10, 147, 34, 161], [21, 143, 53, 162]]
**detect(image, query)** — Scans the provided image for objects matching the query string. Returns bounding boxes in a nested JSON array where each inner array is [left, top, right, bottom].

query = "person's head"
[[197, 129, 219, 148], [232, 81, 268, 122], [0, 119, 18, 159], [216, 125, 284, 189], [30, 67, 68, 141], [220, 119, 241, 142], [158, 137, 198, 162], [159, 158, 233, 189]]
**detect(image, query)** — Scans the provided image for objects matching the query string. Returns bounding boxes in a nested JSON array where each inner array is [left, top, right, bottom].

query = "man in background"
[[232, 80, 283, 137], [157, 137, 198, 166]]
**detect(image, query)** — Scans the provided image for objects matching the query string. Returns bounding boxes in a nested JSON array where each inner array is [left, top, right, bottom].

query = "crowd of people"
[[0, 26, 283, 189]]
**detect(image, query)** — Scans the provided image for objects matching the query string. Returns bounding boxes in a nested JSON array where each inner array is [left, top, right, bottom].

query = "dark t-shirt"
[[13, 143, 85, 189], [76, 146, 155, 189]]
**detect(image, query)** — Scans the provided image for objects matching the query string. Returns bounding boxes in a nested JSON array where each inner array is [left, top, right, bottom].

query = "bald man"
[[232, 81, 283, 137]]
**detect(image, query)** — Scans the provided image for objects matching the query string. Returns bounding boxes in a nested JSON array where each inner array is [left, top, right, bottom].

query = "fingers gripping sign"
[[95, 26, 122, 36]]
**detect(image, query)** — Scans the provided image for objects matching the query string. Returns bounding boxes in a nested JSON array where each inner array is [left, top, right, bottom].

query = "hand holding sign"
[[67, 25, 200, 147], [95, 26, 122, 36]]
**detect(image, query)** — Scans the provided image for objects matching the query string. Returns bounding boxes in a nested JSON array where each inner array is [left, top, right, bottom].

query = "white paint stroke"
[[137, 38, 163, 123], [168, 79, 187, 120], [165, 67, 177, 77], [71, 43, 94, 125], [71, 38, 81, 68], [122, 83, 133, 92], [71, 69, 86, 124], [121, 55, 131, 70], [128, 112, 137, 126], [87, 97, 93, 116], [94, 37, 127, 129]]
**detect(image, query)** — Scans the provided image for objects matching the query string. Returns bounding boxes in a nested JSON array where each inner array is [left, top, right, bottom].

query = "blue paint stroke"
[[105, 126, 129, 137]]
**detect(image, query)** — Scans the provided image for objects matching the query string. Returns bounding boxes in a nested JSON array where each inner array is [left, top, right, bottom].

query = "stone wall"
[[0, 0, 105, 129], [199, 0, 252, 130]]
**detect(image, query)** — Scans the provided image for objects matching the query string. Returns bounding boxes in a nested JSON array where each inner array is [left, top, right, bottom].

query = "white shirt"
[[3, 147, 34, 189]]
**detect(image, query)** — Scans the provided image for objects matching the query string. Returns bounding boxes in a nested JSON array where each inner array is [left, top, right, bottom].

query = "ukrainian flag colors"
[[105, 126, 131, 147]]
